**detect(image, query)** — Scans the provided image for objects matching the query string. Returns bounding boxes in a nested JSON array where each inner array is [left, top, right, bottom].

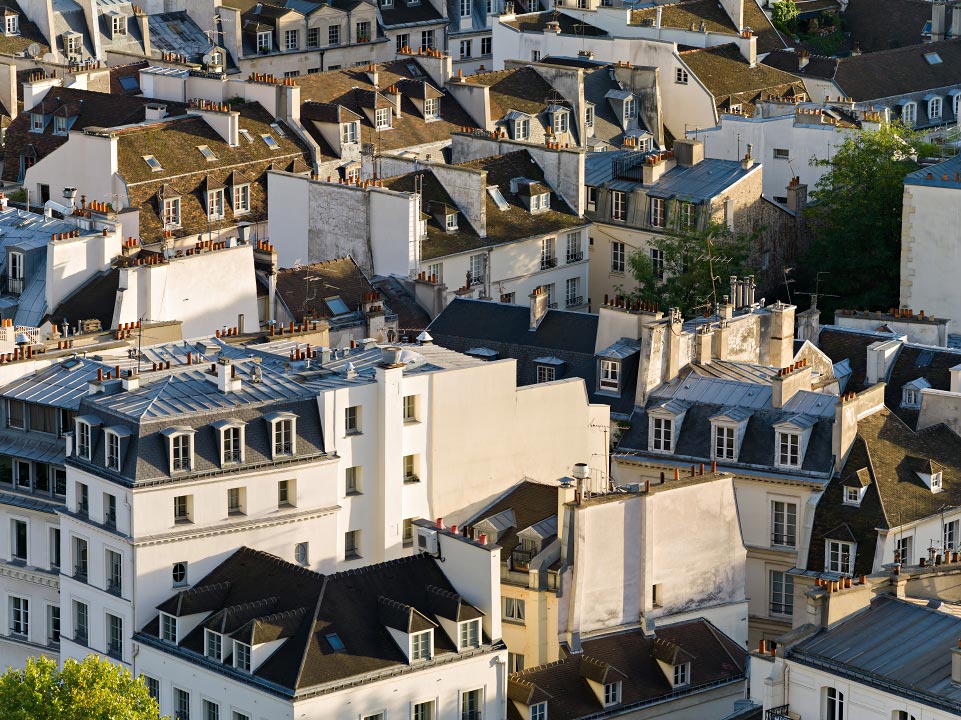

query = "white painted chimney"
[[207, 357, 243, 393]]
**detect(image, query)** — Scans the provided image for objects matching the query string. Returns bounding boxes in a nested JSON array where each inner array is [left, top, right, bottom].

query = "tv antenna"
[[782, 266, 795, 304], [796, 271, 838, 310]]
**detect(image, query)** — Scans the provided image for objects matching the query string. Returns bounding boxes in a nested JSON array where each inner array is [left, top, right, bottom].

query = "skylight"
[[239, 129, 253, 144], [325, 633, 346, 652], [197, 145, 217, 162], [925, 52, 943, 65], [142, 154, 162, 171], [487, 186, 510, 211], [261, 134, 280, 150], [324, 295, 351, 316], [269, 122, 287, 138]]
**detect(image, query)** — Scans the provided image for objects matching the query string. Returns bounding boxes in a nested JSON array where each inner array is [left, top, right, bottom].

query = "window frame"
[[599, 359, 620, 391], [713, 424, 736, 460], [603, 681, 622, 706], [205, 628, 223, 661], [232, 183, 250, 214], [160, 612, 178, 643], [105, 430, 121, 471], [776, 431, 801, 468], [9, 595, 29, 636], [611, 191, 627, 222], [256, 30, 272, 53], [826, 539, 855, 575], [651, 416, 673, 452], [650, 196, 666, 227], [268, 414, 297, 458], [771, 500, 797, 548], [514, 117, 530, 141], [504, 596, 526, 622], [458, 618, 481, 650], [163, 196, 182, 228], [234, 640, 252, 672], [410, 629, 433, 660], [770, 569, 794, 616]]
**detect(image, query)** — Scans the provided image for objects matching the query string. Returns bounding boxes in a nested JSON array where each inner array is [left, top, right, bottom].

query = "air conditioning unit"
[[416, 526, 438, 554]]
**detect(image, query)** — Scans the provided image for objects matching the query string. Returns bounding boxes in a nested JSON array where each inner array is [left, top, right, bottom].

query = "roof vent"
[[380, 346, 404, 367]]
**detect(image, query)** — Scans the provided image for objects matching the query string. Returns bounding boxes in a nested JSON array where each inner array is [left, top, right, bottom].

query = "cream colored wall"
[[501, 583, 561, 668]]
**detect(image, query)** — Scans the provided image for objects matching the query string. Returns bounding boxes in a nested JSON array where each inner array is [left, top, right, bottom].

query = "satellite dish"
[[26, 43, 41, 58]]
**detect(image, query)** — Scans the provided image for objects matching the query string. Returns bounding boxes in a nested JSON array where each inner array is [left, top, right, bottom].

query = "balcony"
[[274, 442, 293, 456], [511, 548, 532, 571], [223, 449, 242, 464], [765, 706, 793, 720], [567, 296, 583, 308], [172, 458, 190, 472], [771, 533, 796, 549], [540, 256, 557, 270], [5, 277, 23, 295], [566, 251, 583, 263], [74, 564, 88, 583]]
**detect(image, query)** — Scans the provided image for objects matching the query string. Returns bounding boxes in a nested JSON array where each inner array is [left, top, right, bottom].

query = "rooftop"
[[905, 153, 961, 188], [500, 10, 609, 36], [466, 480, 560, 561], [630, 0, 785, 54], [585, 149, 758, 198], [276, 257, 388, 326], [832, 39, 961, 101]]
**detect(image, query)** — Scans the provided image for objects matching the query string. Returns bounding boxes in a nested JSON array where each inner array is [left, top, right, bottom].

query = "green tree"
[[625, 221, 756, 316], [771, 0, 799, 34], [801, 123, 922, 318], [0, 656, 164, 720]]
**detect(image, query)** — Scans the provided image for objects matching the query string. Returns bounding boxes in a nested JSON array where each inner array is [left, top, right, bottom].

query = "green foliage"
[[800, 123, 922, 318], [625, 221, 757, 316], [771, 0, 799, 33], [8, 189, 26, 203], [0, 656, 165, 720]]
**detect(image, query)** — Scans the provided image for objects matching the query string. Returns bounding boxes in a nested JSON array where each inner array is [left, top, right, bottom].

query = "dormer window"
[[215, 420, 246, 465], [929, 96, 942, 120], [650, 197, 665, 227], [531, 192, 550, 212], [530, 703, 547, 720], [826, 539, 855, 575], [843, 486, 864, 505], [424, 97, 440, 119], [586, 104, 594, 128], [673, 663, 689, 686], [163, 428, 195, 473], [599, 359, 619, 391], [266, 412, 297, 458], [111, 14, 126, 36], [205, 629, 222, 661], [64, 33, 82, 57], [777, 431, 800, 467], [207, 188, 225, 219], [341, 121, 358, 144], [714, 425, 735, 460], [651, 417, 673, 452], [552, 110, 569, 134], [375, 107, 391, 129], [649, 399, 689, 454], [458, 618, 480, 650], [623, 97, 636, 119], [160, 612, 178, 643], [411, 629, 433, 660], [901, 377, 930, 408], [104, 429, 121, 471], [76, 419, 92, 460], [54, 116, 67, 135], [232, 183, 250, 214], [902, 101, 917, 125], [4, 13, 18, 36], [30, 113, 43, 133], [234, 640, 251, 671], [257, 31, 272, 53], [163, 196, 181, 227], [515, 118, 530, 141], [932, 471, 943, 490], [445, 211, 458, 231], [603, 681, 621, 706], [678, 201, 696, 229]]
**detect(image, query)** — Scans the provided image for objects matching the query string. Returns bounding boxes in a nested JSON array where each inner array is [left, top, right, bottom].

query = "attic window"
[[233, 640, 251, 672], [843, 486, 865, 506], [111, 14, 126, 36], [4, 14, 18, 36], [624, 97, 636, 119], [424, 97, 440, 119], [932, 471, 943, 491], [54, 116, 67, 135], [30, 113, 43, 133], [530, 703, 547, 720], [445, 211, 458, 231], [458, 618, 480, 650], [270, 122, 287, 138], [143, 155, 163, 171], [902, 387, 921, 408], [197, 145, 217, 162], [239, 129, 253, 143], [261, 133, 281, 150], [552, 109, 568, 134], [925, 52, 943, 65], [375, 107, 391, 129], [160, 612, 178, 643], [603, 681, 622, 706], [324, 295, 350, 316], [514, 118, 530, 141], [531, 192, 550, 212], [411, 629, 433, 661], [326, 632, 346, 652], [487, 186, 510, 210], [673, 663, 690, 687]]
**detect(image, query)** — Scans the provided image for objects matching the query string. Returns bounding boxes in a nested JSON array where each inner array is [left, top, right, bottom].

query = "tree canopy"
[[0, 656, 164, 720], [625, 221, 756, 316], [799, 123, 922, 319], [771, 0, 799, 34]]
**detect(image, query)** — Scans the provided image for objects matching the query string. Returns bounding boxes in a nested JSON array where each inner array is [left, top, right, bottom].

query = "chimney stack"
[[207, 356, 243, 393], [772, 360, 813, 408], [529, 287, 550, 330]]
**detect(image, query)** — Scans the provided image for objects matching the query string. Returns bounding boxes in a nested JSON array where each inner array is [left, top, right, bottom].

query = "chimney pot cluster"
[[602, 294, 659, 313], [777, 358, 809, 376], [245, 73, 297, 86]]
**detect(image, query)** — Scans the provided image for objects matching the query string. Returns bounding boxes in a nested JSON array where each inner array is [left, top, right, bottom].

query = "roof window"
[[239, 129, 253, 143], [326, 632, 346, 652], [324, 296, 350, 316], [925, 52, 943, 65], [197, 145, 217, 162], [261, 134, 281, 150], [143, 155, 163, 171]]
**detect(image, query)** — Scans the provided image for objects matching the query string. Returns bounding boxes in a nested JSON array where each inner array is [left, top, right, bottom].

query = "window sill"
[[174, 518, 193, 526], [278, 502, 296, 510], [404, 477, 421, 484], [345, 430, 362, 437], [403, 419, 420, 425], [503, 618, 526, 626], [403, 540, 413, 548], [228, 510, 246, 517], [345, 553, 362, 561], [345, 490, 362, 497]]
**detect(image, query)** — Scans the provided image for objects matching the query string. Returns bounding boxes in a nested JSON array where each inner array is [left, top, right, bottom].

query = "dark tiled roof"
[[680, 44, 806, 115], [142, 546, 489, 693], [629, 0, 786, 54], [371, 276, 431, 335], [465, 480, 559, 559], [469, 66, 556, 120], [276, 256, 379, 324], [762, 49, 838, 80], [46, 268, 120, 330], [742, 0, 788, 54], [380, 0, 446, 26], [832, 39, 961, 101], [843, 0, 932, 53], [109, 61, 148, 96], [808, 409, 961, 573], [507, 621, 746, 720], [816, 326, 889, 393], [0, 2, 49, 59], [883, 344, 961, 427], [501, 10, 608, 36]]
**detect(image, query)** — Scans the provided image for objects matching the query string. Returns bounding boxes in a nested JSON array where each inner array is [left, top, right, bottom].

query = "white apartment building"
[[136, 524, 505, 720], [19, 332, 605, 672]]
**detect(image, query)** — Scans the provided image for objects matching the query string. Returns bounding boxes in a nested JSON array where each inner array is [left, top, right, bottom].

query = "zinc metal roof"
[[0, 432, 65, 464], [653, 375, 836, 418], [0, 490, 60, 514], [0, 357, 106, 409]]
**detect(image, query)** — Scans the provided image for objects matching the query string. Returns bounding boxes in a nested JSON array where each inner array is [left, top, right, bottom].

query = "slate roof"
[[816, 326, 894, 394], [379, 0, 446, 27], [905, 153, 961, 188], [276, 256, 385, 326], [789, 595, 961, 712], [109, 61, 148, 96], [0, 1, 49, 59], [295, 59, 478, 155], [500, 10, 608, 36], [506, 621, 747, 720], [0, 356, 110, 409], [470, 66, 558, 122], [630, 0, 784, 54], [807, 408, 961, 574], [842, 0, 932, 53], [883, 343, 961, 428], [680, 44, 806, 116], [141, 546, 492, 694], [465, 480, 559, 560], [761, 49, 839, 80], [46, 268, 120, 330], [831, 39, 961, 101], [371, 276, 431, 334]]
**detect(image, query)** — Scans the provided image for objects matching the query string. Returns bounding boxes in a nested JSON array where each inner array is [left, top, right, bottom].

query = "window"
[[461, 0, 472, 13], [650, 197, 665, 227], [611, 191, 627, 222], [345, 406, 361, 434], [651, 417, 672, 452], [461, 689, 482, 719], [895, 535, 913, 565], [49, 528, 60, 570], [413, 700, 435, 720], [396, 33, 409, 53], [895, 712, 916, 720], [345, 529, 360, 559], [15, 461, 29, 490], [273, 418, 294, 457], [106, 431, 120, 470], [295, 542, 309, 565], [501, 292, 515, 304], [346, 466, 361, 494], [771, 147, 791, 161], [163, 197, 181, 227], [232, 714, 250, 720], [674, 662, 691, 687], [772, 501, 797, 547], [585, 104, 594, 128], [944, 519, 959, 552], [278, 479, 294, 507], [375, 107, 391, 129], [541, 236, 555, 267], [47, 605, 60, 645], [624, 97, 636, 119], [932, 472, 943, 491], [174, 688, 190, 720], [207, 188, 225, 219], [529, 703, 546, 720], [161, 612, 178, 643], [329, 25, 340, 45], [340, 121, 358, 145], [30, 405, 57, 435], [460, 39, 472, 59], [445, 211, 458, 230], [428, 262, 443, 283], [261, 133, 280, 150], [203, 700, 220, 720], [54, 116, 67, 135], [7, 399, 24, 429], [106, 549, 122, 594], [827, 540, 854, 575], [404, 454, 419, 483], [9, 596, 28, 636], [508, 652, 525, 672], [233, 184, 250, 213], [902, 387, 920, 408], [481, 37, 492, 55], [11, 519, 26, 562], [566, 231, 581, 263], [843, 486, 862, 505], [30, 113, 43, 132], [285, 29, 298, 50], [459, 619, 480, 649], [554, 111, 569, 134], [227, 487, 245, 515], [824, 687, 844, 720], [205, 629, 222, 661], [674, 66, 689, 84], [604, 681, 621, 706], [424, 97, 440, 119], [536, 365, 556, 383], [111, 14, 126, 35], [679, 201, 696, 229], [651, 247, 664, 280], [74, 601, 88, 643], [54, 469, 66, 496], [504, 597, 525, 622], [600, 359, 620, 390], [143, 676, 160, 701], [403, 395, 418, 422], [5, 14, 18, 35], [566, 277, 579, 307], [172, 561, 188, 586], [411, 629, 432, 660], [403, 517, 416, 545], [77, 482, 89, 516], [174, 495, 191, 523], [469, 253, 486, 285], [714, 425, 735, 460], [107, 613, 123, 658], [307, 27, 319, 47], [356, 20, 371, 42], [929, 97, 942, 120], [902, 102, 917, 125], [256, 31, 271, 53], [770, 570, 793, 616], [65, 34, 81, 56], [76, 419, 91, 458], [531, 50, 541, 61], [234, 641, 251, 671], [73, 537, 88, 579], [777, 432, 801, 467], [515, 118, 530, 141]]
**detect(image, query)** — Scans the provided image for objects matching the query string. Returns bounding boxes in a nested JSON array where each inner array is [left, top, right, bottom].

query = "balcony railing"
[[769, 602, 792, 616], [274, 442, 293, 456], [566, 251, 583, 263], [765, 705, 792, 720], [223, 449, 241, 463], [567, 295, 583, 308], [104, 510, 116, 529], [172, 457, 190, 472], [74, 564, 88, 582], [5, 277, 23, 295], [106, 455, 120, 470], [540, 256, 557, 270], [771, 533, 796, 548], [511, 548, 533, 571]]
